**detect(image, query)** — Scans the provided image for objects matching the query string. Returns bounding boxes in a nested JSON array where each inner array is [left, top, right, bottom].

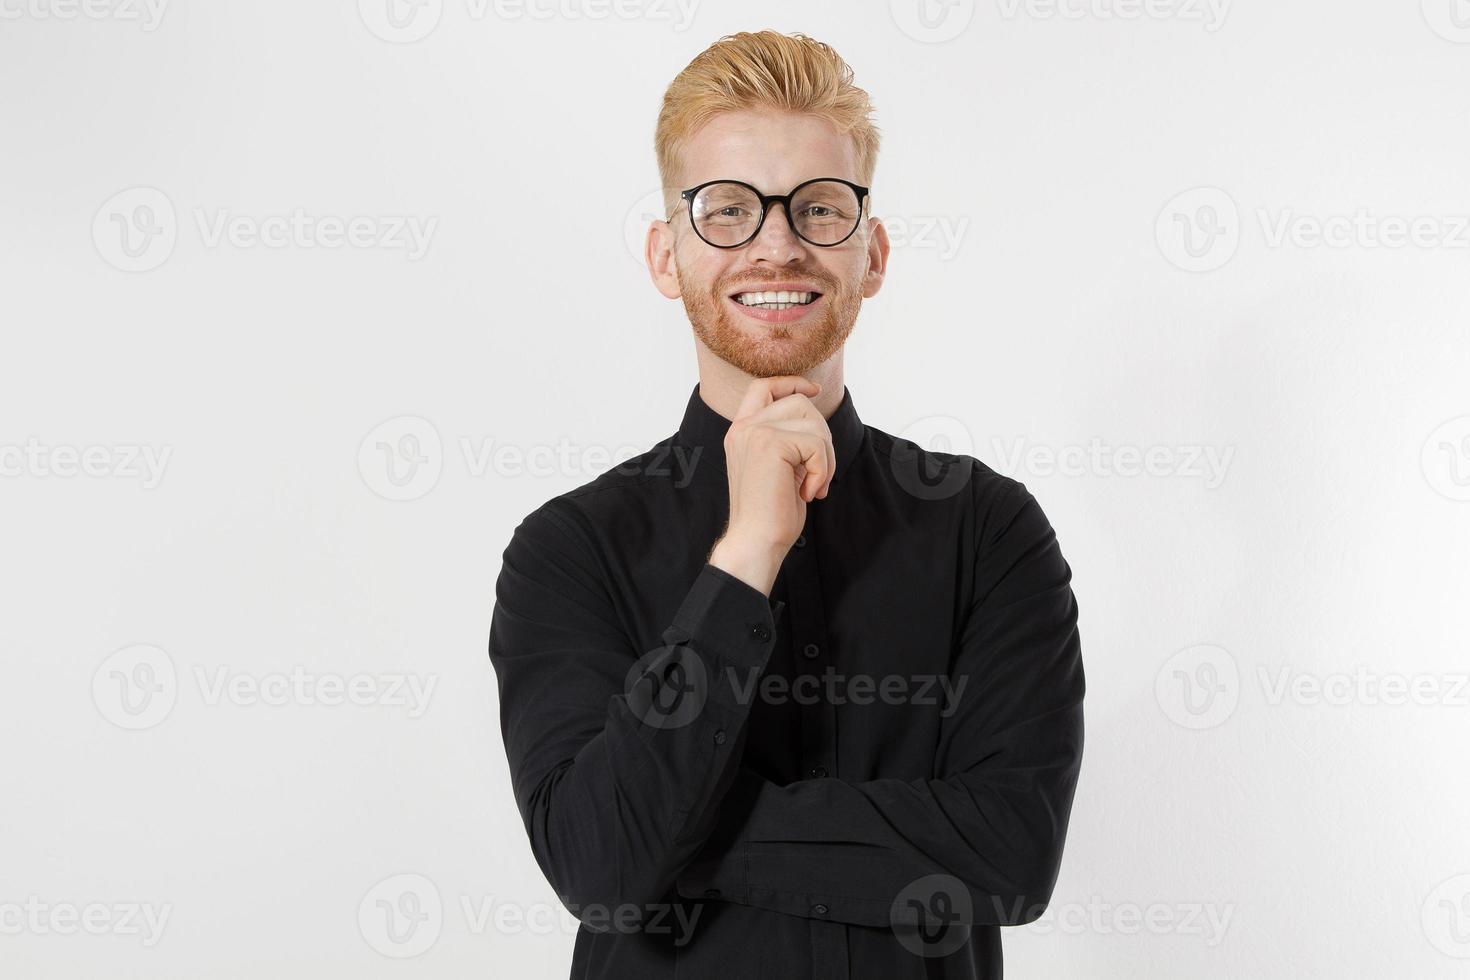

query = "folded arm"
[[489, 500, 785, 919], [674, 482, 1086, 928]]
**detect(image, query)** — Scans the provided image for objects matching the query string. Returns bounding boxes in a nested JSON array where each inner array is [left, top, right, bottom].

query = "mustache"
[[719, 273, 837, 291]]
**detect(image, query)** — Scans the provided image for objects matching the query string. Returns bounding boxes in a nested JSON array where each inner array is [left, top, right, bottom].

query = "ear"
[[861, 215, 890, 299], [646, 218, 682, 300]]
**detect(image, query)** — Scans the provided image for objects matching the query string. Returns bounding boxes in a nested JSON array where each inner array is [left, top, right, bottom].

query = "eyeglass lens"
[[689, 181, 860, 247]]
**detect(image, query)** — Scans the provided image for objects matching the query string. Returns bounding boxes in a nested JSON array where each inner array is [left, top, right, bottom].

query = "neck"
[[693, 342, 846, 421]]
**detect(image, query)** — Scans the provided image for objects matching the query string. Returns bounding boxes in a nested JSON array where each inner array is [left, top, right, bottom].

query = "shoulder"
[[504, 436, 686, 553], [863, 422, 1035, 531]]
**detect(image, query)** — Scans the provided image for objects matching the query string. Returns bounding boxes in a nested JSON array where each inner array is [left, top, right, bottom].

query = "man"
[[488, 30, 1084, 979]]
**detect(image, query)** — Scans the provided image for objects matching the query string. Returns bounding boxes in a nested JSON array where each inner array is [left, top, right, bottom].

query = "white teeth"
[[735, 290, 817, 307]]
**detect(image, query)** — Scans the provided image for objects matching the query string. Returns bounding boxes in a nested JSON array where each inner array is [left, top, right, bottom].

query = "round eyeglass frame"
[[673, 176, 870, 249]]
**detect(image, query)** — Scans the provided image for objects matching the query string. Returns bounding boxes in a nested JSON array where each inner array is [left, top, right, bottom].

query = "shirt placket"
[[784, 516, 850, 980]]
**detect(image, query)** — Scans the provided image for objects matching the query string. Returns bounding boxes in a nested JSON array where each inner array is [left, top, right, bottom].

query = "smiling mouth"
[[729, 289, 823, 310]]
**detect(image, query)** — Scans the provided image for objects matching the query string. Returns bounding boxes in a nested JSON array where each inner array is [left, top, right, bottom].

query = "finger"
[[776, 433, 825, 501], [779, 431, 831, 501], [746, 396, 826, 431], [734, 375, 822, 421], [752, 402, 835, 500], [761, 418, 835, 500]]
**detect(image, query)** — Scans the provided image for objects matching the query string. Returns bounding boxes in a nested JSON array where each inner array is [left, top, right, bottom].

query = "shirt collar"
[[675, 381, 866, 485]]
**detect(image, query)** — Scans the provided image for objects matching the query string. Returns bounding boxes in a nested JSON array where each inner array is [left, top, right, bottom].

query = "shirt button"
[[713, 729, 726, 745], [751, 624, 771, 643], [802, 642, 820, 660], [813, 903, 829, 915], [794, 534, 806, 548], [809, 765, 828, 778]]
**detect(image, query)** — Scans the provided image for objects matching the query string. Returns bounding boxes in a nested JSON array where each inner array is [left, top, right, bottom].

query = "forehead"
[[678, 108, 859, 191]]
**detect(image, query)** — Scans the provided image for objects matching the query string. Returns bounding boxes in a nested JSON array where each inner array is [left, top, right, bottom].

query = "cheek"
[[821, 254, 864, 290], [675, 251, 711, 291], [695, 260, 734, 294]]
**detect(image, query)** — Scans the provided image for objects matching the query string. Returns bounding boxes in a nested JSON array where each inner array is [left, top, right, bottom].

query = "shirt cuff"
[[675, 841, 748, 903], [664, 563, 785, 673]]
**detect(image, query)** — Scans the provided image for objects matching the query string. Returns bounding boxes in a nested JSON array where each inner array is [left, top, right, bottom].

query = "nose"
[[748, 201, 808, 262]]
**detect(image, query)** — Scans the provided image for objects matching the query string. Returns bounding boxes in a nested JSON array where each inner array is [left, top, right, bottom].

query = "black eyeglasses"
[[671, 177, 869, 249]]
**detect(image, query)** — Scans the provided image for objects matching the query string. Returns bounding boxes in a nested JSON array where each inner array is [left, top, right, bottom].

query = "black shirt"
[[488, 382, 1085, 979]]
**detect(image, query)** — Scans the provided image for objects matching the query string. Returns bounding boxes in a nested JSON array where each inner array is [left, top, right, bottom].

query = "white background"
[[3, 0, 1469, 977]]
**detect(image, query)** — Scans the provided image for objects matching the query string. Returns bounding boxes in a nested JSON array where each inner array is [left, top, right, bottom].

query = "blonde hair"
[[654, 31, 880, 213]]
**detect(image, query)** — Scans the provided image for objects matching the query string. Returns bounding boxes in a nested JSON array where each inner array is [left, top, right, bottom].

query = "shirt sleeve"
[[488, 498, 786, 920], [672, 481, 1085, 928]]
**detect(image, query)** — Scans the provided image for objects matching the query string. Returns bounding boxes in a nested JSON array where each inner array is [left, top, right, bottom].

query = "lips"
[[725, 290, 826, 324]]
